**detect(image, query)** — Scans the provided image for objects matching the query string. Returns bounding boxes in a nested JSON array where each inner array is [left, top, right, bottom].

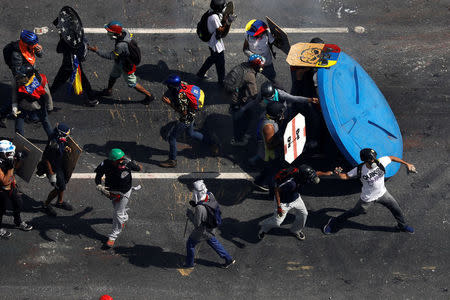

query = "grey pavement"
[[0, 1, 449, 299]]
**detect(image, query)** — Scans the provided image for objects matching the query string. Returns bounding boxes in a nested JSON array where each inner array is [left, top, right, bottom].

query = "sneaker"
[[55, 202, 73, 211], [42, 205, 57, 217], [159, 159, 177, 168], [106, 239, 115, 248], [210, 144, 220, 156], [196, 73, 209, 81], [293, 230, 306, 241], [0, 228, 12, 239], [253, 182, 269, 192], [182, 264, 194, 270], [397, 224, 415, 234], [257, 230, 266, 240], [16, 221, 33, 231], [141, 94, 155, 105], [323, 217, 334, 235], [85, 99, 99, 107], [230, 134, 250, 146], [221, 259, 236, 269]]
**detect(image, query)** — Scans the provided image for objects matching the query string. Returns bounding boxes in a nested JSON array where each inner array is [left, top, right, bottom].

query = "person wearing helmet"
[[322, 148, 417, 235], [40, 123, 74, 217], [253, 102, 286, 193], [243, 19, 277, 82], [223, 54, 265, 146], [259, 80, 321, 150], [50, 9, 99, 107], [3, 30, 45, 127], [196, 0, 236, 85], [88, 21, 155, 104], [0, 140, 33, 239], [159, 75, 219, 168], [183, 180, 236, 269], [14, 65, 53, 138], [94, 148, 142, 247], [258, 165, 327, 241]]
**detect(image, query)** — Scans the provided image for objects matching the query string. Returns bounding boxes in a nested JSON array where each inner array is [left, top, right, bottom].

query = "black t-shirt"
[[276, 178, 300, 203], [94, 159, 140, 194], [42, 137, 66, 171]]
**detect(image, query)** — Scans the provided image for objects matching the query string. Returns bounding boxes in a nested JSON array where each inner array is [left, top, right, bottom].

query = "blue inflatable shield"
[[317, 52, 403, 177]]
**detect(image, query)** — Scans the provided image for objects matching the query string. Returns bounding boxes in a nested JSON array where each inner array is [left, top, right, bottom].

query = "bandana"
[[19, 40, 36, 65]]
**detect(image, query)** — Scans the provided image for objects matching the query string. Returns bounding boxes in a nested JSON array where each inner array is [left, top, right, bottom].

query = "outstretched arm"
[[389, 156, 417, 173]]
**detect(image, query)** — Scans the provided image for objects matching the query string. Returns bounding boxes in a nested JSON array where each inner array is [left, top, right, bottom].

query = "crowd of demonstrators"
[[0, 1, 419, 272]]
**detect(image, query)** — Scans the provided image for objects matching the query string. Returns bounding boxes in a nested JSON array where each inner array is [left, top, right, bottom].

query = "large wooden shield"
[[286, 43, 341, 68], [13, 133, 43, 182], [283, 113, 306, 164], [63, 136, 82, 180], [223, 1, 234, 20], [266, 16, 290, 54]]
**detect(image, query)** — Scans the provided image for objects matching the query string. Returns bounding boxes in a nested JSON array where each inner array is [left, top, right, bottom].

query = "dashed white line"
[[71, 172, 255, 180]]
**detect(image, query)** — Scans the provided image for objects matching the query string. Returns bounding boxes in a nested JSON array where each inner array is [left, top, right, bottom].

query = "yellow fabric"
[[73, 65, 83, 95], [198, 90, 205, 108]]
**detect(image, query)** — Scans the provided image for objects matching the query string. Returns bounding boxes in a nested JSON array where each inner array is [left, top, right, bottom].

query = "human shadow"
[[28, 206, 109, 242], [136, 60, 229, 105], [218, 215, 271, 248], [113, 244, 222, 269], [83, 140, 168, 166]]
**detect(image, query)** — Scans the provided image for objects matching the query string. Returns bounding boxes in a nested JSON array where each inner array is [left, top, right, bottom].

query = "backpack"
[[357, 159, 385, 179], [196, 11, 215, 42], [179, 82, 205, 111], [223, 63, 246, 93], [3, 41, 20, 68], [122, 40, 141, 72], [200, 192, 222, 229], [275, 167, 299, 185]]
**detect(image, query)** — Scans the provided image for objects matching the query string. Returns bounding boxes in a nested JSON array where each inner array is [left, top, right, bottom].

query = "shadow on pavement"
[[113, 244, 221, 268]]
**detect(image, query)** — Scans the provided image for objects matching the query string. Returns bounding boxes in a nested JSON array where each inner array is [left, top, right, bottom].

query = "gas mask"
[[298, 165, 320, 184], [263, 89, 279, 104], [107, 31, 117, 40], [192, 180, 208, 204]]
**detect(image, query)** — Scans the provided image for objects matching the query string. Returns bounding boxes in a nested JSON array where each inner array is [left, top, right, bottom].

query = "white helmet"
[[0, 140, 16, 160], [192, 180, 208, 203]]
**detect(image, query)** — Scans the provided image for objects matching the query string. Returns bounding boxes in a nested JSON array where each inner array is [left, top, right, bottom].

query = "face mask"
[[192, 180, 207, 204], [107, 32, 117, 40], [370, 162, 377, 169], [58, 137, 67, 143], [264, 89, 279, 104]]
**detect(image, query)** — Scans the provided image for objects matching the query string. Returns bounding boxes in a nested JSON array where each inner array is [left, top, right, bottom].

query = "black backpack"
[[223, 63, 246, 93], [196, 11, 214, 42], [357, 159, 385, 179], [200, 193, 222, 229], [122, 40, 141, 72], [3, 41, 20, 69]]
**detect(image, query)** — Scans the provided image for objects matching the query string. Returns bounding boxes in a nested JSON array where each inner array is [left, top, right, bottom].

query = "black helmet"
[[310, 37, 324, 44], [266, 102, 285, 121], [360, 148, 377, 162], [298, 164, 320, 184], [210, 0, 226, 12], [261, 81, 275, 99]]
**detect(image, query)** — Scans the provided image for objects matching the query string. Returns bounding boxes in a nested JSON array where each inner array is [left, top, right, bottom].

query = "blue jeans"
[[185, 236, 232, 267], [15, 106, 53, 138], [168, 121, 211, 160]]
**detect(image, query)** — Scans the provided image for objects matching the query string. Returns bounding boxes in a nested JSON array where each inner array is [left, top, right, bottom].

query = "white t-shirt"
[[207, 13, 225, 53], [245, 32, 275, 65], [347, 156, 392, 202]]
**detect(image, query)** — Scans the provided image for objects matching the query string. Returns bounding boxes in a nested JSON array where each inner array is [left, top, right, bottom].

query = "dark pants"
[[331, 190, 407, 229], [15, 106, 53, 138], [0, 187, 23, 228], [197, 48, 225, 84], [50, 64, 95, 100], [232, 107, 255, 142], [291, 102, 322, 147], [254, 157, 283, 195], [262, 63, 277, 82], [185, 236, 232, 267], [168, 121, 212, 160]]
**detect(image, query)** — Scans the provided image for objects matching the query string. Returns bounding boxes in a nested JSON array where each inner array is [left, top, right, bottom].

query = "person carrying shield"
[[94, 148, 142, 248], [0, 140, 33, 239], [50, 6, 99, 107], [40, 123, 74, 217], [243, 19, 277, 82], [88, 21, 155, 104]]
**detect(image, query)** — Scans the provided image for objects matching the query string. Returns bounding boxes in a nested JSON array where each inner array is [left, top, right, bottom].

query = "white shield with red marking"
[[283, 113, 306, 164]]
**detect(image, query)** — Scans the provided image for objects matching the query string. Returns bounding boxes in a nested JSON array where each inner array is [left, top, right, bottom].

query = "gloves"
[[12, 106, 20, 118], [49, 173, 57, 186], [226, 14, 236, 25], [277, 205, 283, 217]]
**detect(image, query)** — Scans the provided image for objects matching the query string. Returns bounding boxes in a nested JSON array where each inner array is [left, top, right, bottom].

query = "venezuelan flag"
[[70, 55, 83, 95]]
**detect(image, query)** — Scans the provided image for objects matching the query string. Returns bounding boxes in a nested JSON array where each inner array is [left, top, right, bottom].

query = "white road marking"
[[83, 27, 349, 34], [71, 172, 255, 180]]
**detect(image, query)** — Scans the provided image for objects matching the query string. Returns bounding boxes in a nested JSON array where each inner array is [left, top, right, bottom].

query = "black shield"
[[54, 6, 84, 49]]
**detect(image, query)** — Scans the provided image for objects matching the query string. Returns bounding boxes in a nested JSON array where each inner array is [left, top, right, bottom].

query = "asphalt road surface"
[[0, 1, 448, 299]]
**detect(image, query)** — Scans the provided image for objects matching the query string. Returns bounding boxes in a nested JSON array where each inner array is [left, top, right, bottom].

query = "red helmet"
[[99, 295, 113, 300], [104, 21, 123, 35]]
